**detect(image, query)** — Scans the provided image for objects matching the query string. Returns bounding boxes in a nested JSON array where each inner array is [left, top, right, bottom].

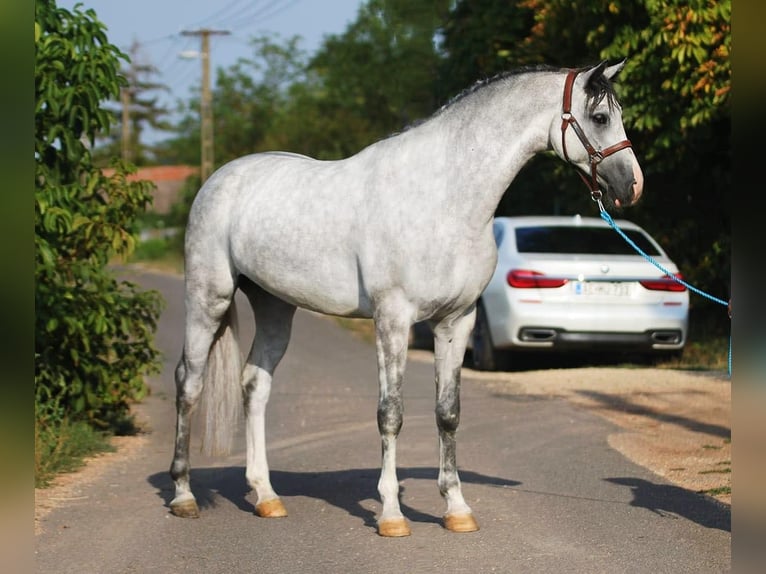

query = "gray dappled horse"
[[170, 61, 643, 537]]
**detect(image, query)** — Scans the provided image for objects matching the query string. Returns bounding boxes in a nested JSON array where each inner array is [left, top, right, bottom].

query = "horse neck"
[[412, 73, 562, 228]]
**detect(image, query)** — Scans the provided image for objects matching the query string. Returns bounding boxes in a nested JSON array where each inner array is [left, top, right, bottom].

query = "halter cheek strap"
[[561, 69, 633, 201]]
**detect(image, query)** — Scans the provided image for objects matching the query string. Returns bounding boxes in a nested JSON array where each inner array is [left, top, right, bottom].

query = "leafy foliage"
[[310, 0, 450, 148], [437, 0, 538, 100], [35, 0, 163, 431]]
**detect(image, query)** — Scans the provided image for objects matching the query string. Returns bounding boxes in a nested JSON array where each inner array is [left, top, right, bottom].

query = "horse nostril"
[[631, 180, 643, 203], [632, 163, 644, 202]]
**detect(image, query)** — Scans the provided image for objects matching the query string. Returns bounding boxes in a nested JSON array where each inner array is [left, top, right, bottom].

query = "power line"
[[216, 0, 300, 32], [187, 0, 255, 29], [159, 36, 197, 80], [229, 0, 303, 33]]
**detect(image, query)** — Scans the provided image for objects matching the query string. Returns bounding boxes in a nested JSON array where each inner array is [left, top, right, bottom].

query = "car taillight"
[[507, 269, 568, 289], [639, 273, 687, 292]]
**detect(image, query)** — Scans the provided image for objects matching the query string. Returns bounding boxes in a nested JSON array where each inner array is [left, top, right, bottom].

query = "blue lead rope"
[[597, 201, 731, 376]]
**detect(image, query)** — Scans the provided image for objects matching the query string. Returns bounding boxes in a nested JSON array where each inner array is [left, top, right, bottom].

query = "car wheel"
[[472, 303, 498, 371]]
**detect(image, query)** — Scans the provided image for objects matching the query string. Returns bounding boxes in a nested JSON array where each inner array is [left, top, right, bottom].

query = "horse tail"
[[198, 298, 243, 456]]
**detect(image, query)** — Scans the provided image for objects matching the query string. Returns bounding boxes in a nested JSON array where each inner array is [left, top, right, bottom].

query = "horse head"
[[551, 60, 644, 210]]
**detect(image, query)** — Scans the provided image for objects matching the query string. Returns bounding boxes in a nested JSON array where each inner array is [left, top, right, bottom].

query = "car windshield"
[[514, 226, 662, 256]]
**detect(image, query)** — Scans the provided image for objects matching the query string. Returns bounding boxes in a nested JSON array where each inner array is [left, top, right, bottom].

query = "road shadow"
[[148, 468, 729, 532], [576, 389, 730, 440], [605, 477, 730, 532], [148, 466, 520, 530]]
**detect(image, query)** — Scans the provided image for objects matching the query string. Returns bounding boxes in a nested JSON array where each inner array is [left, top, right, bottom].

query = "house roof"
[[102, 165, 199, 183], [101, 165, 199, 214]]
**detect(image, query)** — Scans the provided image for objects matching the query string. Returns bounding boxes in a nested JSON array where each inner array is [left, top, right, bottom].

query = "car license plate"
[[573, 281, 631, 297]]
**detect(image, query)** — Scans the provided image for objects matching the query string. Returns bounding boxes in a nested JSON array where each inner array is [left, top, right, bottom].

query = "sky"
[[57, 0, 365, 143]]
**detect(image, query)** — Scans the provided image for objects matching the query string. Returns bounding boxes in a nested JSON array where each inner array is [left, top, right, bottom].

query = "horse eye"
[[592, 113, 608, 125]]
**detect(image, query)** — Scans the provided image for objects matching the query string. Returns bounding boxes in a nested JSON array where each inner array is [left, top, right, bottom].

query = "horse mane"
[[440, 63, 619, 116], [389, 63, 619, 139], [441, 64, 562, 111]]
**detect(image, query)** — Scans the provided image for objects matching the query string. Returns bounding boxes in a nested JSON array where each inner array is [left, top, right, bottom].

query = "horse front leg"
[[373, 300, 413, 537], [432, 308, 480, 533]]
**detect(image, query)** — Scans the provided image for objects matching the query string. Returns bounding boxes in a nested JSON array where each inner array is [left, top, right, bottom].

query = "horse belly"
[[410, 268, 491, 320], [232, 233, 367, 317]]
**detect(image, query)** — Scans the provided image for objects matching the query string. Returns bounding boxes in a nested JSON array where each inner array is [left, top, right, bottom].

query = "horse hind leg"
[[239, 280, 296, 518], [169, 276, 240, 519], [432, 309, 480, 533]]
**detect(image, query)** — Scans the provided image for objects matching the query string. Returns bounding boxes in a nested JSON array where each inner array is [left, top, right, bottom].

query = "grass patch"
[[654, 337, 729, 371], [128, 236, 184, 272], [334, 317, 376, 344], [128, 234, 184, 274], [700, 486, 731, 497], [698, 458, 731, 477], [35, 418, 115, 488], [699, 468, 731, 475], [655, 304, 731, 371]]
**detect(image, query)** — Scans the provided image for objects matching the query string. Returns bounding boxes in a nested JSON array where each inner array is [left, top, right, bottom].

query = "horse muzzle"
[[615, 159, 644, 208]]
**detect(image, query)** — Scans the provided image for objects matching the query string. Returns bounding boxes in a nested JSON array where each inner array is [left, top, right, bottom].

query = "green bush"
[[132, 237, 172, 261], [35, 1, 163, 435]]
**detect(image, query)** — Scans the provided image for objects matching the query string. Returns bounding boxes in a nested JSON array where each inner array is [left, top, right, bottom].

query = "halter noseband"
[[561, 69, 633, 201]]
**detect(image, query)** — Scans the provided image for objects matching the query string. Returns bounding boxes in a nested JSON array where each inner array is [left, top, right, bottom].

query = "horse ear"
[[603, 59, 626, 81], [580, 60, 608, 86], [581, 59, 625, 86]]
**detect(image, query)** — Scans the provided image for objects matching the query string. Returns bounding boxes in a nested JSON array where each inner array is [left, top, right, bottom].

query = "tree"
[[307, 0, 451, 156], [437, 0, 537, 101], [156, 34, 309, 168], [93, 40, 172, 167], [35, 0, 163, 431], [214, 34, 311, 164]]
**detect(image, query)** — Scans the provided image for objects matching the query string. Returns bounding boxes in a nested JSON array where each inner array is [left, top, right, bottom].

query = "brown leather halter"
[[560, 69, 633, 201]]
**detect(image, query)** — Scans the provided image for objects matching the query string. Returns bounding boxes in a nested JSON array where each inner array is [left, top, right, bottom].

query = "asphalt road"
[[35, 269, 730, 573]]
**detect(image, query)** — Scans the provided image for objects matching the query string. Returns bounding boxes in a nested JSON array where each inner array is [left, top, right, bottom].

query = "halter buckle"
[[591, 150, 604, 165]]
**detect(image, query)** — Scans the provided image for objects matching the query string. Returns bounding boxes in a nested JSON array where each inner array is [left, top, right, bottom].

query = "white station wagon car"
[[470, 215, 689, 370]]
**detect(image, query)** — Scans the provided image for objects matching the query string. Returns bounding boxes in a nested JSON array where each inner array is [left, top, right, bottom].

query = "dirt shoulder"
[[451, 359, 731, 506]]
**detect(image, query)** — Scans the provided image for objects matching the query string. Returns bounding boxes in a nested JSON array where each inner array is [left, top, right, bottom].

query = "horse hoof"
[[256, 498, 288, 518], [444, 513, 479, 533], [170, 499, 200, 519], [378, 518, 411, 537]]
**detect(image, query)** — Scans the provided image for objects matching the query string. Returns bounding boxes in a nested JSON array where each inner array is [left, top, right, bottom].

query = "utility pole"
[[120, 41, 140, 164], [181, 28, 230, 183], [120, 85, 132, 163]]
